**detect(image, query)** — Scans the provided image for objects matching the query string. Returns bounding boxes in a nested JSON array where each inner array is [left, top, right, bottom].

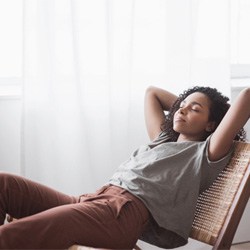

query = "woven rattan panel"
[[190, 142, 250, 245]]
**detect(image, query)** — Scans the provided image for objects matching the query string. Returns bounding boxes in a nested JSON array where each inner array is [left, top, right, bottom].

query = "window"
[[0, 0, 23, 97], [0, 1, 249, 95], [230, 0, 250, 84]]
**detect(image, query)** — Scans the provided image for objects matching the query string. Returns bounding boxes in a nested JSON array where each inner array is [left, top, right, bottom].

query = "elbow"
[[241, 87, 250, 97], [145, 86, 158, 100], [240, 87, 250, 107], [240, 87, 250, 118], [145, 85, 156, 95]]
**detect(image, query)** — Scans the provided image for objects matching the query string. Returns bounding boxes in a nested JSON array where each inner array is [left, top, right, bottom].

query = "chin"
[[173, 126, 182, 134]]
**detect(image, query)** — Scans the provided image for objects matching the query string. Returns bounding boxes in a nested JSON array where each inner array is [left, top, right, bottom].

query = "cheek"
[[187, 113, 209, 126], [192, 116, 209, 130]]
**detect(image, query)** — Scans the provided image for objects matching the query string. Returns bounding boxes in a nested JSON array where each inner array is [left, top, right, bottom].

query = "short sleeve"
[[205, 135, 235, 168]]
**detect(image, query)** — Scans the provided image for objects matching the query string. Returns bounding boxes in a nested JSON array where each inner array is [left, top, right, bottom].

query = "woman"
[[0, 86, 249, 249]]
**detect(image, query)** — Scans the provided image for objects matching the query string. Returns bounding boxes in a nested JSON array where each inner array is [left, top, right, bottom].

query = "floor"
[[231, 242, 250, 250], [69, 242, 250, 250]]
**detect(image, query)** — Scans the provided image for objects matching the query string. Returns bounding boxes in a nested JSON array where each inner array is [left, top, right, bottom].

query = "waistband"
[[102, 184, 150, 223]]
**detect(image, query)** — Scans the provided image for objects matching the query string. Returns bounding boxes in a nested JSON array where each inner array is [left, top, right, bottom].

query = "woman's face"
[[173, 92, 214, 141]]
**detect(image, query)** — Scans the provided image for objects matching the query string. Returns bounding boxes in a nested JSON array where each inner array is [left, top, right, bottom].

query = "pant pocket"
[[105, 196, 132, 218]]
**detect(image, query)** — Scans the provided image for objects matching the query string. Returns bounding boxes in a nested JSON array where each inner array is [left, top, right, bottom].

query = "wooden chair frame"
[[190, 141, 250, 250]]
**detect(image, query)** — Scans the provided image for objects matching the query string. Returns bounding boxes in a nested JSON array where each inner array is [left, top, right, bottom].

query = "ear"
[[205, 121, 216, 132]]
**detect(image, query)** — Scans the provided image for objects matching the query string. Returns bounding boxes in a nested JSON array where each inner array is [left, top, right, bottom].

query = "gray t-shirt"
[[109, 133, 234, 248]]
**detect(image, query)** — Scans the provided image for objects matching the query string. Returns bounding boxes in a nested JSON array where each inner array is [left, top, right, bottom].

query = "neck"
[[177, 134, 203, 142]]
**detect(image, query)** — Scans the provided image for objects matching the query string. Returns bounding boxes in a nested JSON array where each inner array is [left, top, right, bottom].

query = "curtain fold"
[[21, 0, 231, 195]]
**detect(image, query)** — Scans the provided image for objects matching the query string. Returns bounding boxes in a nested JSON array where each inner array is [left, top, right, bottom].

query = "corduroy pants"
[[0, 173, 149, 249]]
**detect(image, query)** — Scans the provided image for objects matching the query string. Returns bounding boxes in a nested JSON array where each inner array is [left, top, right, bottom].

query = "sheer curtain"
[[21, 0, 231, 196]]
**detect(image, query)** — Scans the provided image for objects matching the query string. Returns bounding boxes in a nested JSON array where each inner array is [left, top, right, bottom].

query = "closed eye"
[[179, 101, 202, 112], [191, 108, 200, 112]]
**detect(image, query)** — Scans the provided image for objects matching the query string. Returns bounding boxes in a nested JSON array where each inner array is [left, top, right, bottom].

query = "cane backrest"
[[190, 141, 250, 250]]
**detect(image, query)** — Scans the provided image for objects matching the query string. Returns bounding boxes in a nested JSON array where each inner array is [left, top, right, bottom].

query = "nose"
[[179, 106, 186, 115]]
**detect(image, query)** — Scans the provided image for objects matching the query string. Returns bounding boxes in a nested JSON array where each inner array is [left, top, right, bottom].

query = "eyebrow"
[[182, 100, 204, 108]]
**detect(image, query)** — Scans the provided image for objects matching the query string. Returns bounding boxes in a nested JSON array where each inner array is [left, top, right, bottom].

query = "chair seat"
[[69, 245, 106, 250], [69, 245, 140, 250]]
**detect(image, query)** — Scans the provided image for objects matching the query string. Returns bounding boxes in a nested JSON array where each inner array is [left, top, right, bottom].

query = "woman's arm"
[[209, 87, 250, 161], [144, 86, 177, 141]]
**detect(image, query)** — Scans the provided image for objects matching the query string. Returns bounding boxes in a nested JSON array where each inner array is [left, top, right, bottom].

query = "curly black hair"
[[161, 86, 246, 142]]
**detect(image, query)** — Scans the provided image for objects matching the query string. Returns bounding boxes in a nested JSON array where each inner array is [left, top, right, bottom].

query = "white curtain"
[[21, 0, 231, 196]]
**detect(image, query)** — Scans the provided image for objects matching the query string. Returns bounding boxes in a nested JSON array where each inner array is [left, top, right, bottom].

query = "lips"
[[174, 116, 186, 123]]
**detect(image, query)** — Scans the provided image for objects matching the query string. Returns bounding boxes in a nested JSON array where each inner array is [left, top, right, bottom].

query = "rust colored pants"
[[0, 173, 149, 249]]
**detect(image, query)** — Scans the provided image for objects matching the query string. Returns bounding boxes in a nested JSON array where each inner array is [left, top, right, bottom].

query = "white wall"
[[0, 91, 249, 248], [0, 97, 21, 174]]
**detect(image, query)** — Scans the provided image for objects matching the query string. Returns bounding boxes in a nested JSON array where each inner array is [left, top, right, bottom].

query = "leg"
[[0, 172, 77, 224], [0, 185, 149, 249]]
